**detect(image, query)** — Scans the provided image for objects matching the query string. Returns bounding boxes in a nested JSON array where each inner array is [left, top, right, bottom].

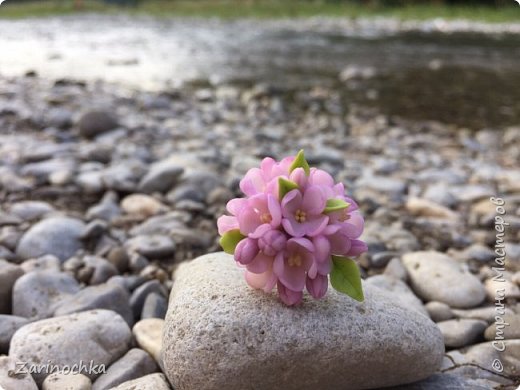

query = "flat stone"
[[484, 278, 520, 300], [20, 254, 61, 273], [141, 292, 168, 319], [425, 301, 453, 322], [78, 110, 119, 138], [125, 235, 175, 259], [405, 197, 457, 219], [107, 373, 170, 390], [129, 280, 167, 320], [82, 256, 119, 285], [383, 258, 408, 281], [10, 310, 132, 385], [0, 356, 38, 390], [385, 372, 490, 389], [163, 253, 445, 390], [138, 161, 184, 194], [42, 372, 92, 390], [452, 306, 515, 323], [121, 194, 166, 218], [16, 217, 85, 262], [53, 283, 133, 326], [92, 348, 157, 390], [133, 318, 164, 365], [0, 260, 24, 313], [10, 201, 55, 221], [402, 251, 486, 308], [365, 274, 427, 316], [0, 315, 29, 354], [484, 314, 520, 341], [437, 319, 487, 348], [12, 270, 80, 320]]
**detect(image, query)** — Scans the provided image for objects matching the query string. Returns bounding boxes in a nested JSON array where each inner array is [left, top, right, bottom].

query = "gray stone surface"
[[10, 310, 132, 385], [129, 280, 167, 320], [16, 217, 86, 262], [484, 314, 520, 341], [12, 270, 80, 320], [0, 314, 30, 354], [138, 160, 184, 194], [92, 348, 157, 390], [163, 253, 445, 390], [0, 260, 24, 314], [79, 110, 119, 138], [53, 283, 133, 326], [107, 373, 170, 390], [42, 372, 92, 390], [0, 356, 38, 390], [384, 373, 490, 390], [437, 319, 487, 348], [402, 251, 486, 309], [425, 301, 453, 323]]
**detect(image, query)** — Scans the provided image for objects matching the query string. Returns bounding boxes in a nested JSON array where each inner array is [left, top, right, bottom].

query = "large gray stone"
[[16, 217, 86, 262], [437, 319, 487, 348], [12, 270, 80, 320], [10, 310, 132, 385], [163, 253, 445, 390], [42, 372, 92, 390], [402, 251, 486, 309], [0, 356, 38, 390], [107, 373, 170, 390], [92, 348, 157, 390], [0, 260, 24, 314]]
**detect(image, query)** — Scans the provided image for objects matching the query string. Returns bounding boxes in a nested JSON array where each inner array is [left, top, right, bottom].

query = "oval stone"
[[163, 253, 444, 390]]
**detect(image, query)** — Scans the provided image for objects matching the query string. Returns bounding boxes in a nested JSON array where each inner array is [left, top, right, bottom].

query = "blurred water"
[[1, 15, 519, 127]]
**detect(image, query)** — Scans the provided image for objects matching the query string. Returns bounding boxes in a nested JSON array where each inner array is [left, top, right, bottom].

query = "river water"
[[1, 15, 519, 128]]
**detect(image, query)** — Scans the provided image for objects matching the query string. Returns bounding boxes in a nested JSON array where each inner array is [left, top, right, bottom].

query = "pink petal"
[[277, 282, 302, 306], [304, 215, 329, 237], [245, 268, 275, 292], [282, 218, 307, 238], [217, 215, 239, 235], [237, 207, 262, 235], [288, 237, 314, 253], [347, 240, 368, 257], [328, 231, 352, 255], [249, 223, 272, 239], [246, 252, 273, 274], [235, 238, 259, 265], [341, 212, 364, 238], [267, 194, 282, 228], [240, 168, 264, 196], [289, 168, 308, 189], [277, 261, 306, 292], [227, 198, 246, 216], [302, 186, 326, 215], [310, 169, 334, 187], [306, 274, 328, 299], [312, 235, 331, 263], [281, 189, 302, 218]]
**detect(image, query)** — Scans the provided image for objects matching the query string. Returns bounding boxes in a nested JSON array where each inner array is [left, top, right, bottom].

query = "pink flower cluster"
[[217, 153, 367, 305]]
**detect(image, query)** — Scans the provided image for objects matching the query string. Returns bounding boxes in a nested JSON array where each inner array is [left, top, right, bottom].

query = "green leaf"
[[220, 230, 246, 254], [289, 149, 310, 176], [324, 198, 350, 214], [330, 255, 364, 302], [278, 177, 299, 200]]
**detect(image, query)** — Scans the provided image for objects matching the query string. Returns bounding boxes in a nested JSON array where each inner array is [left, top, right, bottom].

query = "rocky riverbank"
[[0, 73, 519, 389]]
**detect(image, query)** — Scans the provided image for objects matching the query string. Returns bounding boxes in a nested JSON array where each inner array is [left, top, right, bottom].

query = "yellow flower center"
[[295, 209, 306, 223], [288, 254, 302, 267], [338, 209, 350, 222], [260, 213, 272, 224]]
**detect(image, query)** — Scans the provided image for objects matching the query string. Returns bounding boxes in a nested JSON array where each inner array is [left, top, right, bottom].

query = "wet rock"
[[437, 319, 487, 348], [133, 318, 164, 365], [0, 356, 38, 390], [163, 253, 444, 390], [12, 270, 80, 320], [0, 315, 29, 353], [16, 217, 85, 262], [53, 283, 133, 326], [0, 260, 24, 313], [42, 372, 92, 390], [78, 110, 119, 138], [10, 310, 132, 385], [107, 373, 170, 390], [402, 251, 486, 308], [92, 348, 157, 390]]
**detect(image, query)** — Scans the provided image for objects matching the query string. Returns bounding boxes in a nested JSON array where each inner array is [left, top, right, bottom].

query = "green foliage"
[[289, 149, 310, 176], [330, 255, 364, 302], [220, 229, 245, 254], [278, 177, 299, 200]]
